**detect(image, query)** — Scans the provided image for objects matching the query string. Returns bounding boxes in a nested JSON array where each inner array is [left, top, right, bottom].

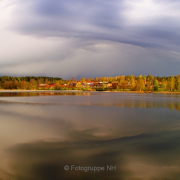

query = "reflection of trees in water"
[[0, 92, 92, 97], [82, 99, 180, 111], [0, 92, 180, 111]]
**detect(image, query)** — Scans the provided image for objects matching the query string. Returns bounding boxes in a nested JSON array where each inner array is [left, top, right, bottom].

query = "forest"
[[0, 75, 180, 92], [0, 76, 62, 90]]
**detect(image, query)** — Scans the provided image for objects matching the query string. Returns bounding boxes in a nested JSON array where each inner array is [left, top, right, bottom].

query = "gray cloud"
[[10, 0, 180, 51], [1, 0, 180, 77], [1, 39, 180, 79]]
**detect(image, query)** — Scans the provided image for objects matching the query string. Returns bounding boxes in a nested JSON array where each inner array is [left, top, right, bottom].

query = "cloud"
[[8, 0, 180, 51], [1, 38, 180, 78], [0, 0, 180, 77]]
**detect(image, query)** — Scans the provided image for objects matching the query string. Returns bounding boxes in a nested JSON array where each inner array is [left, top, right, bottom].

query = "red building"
[[38, 83, 56, 88]]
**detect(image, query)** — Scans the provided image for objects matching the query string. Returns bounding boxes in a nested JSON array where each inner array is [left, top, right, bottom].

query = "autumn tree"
[[95, 77, 98, 82], [18, 81, 28, 89], [109, 76, 113, 82], [29, 79, 37, 89], [168, 76, 175, 91], [134, 75, 144, 91], [139, 79, 145, 91], [55, 81, 61, 90], [130, 75, 135, 89], [12, 80, 19, 89], [121, 81, 127, 91], [146, 74, 152, 82], [161, 78, 167, 91], [176, 75, 180, 91], [2, 81, 13, 89], [146, 82, 151, 91], [80, 77, 85, 83]]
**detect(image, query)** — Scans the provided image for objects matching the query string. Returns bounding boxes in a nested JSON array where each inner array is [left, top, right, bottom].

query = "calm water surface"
[[0, 91, 180, 180]]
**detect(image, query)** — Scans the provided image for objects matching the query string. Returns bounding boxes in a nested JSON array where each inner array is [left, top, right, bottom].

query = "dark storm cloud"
[[1, 0, 180, 77], [10, 0, 180, 51], [1, 40, 180, 78], [11, 0, 125, 36], [9, 0, 133, 47]]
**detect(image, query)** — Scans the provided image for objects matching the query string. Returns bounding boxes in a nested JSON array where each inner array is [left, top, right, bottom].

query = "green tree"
[[153, 79, 159, 91]]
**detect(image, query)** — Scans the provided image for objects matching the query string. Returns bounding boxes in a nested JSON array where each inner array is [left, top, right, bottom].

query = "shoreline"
[[0, 89, 180, 94], [0, 89, 83, 92]]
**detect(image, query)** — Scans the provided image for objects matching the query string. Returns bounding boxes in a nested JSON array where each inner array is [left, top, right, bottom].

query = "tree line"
[[0, 76, 63, 90], [0, 75, 180, 91], [78, 74, 180, 91]]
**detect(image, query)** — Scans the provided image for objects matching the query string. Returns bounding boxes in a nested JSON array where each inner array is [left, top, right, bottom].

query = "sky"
[[0, 0, 180, 79]]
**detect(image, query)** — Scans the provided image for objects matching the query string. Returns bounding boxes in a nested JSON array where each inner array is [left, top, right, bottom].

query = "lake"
[[0, 91, 180, 180]]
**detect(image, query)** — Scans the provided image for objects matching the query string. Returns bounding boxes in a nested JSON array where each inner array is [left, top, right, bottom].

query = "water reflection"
[[0, 92, 180, 111], [87, 99, 180, 111], [0, 92, 180, 179], [0, 91, 92, 97], [3, 130, 180, 180]]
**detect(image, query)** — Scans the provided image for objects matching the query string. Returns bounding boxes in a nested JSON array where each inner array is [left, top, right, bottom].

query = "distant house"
[[83, 81, 99, 87], [48, 83, 56, 88], [38, 84, 46, 87], [73, 82, 79, 86], [107, 83, 113, 87], [60, 84, 66, 87], [38, 83, 56, 88]]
